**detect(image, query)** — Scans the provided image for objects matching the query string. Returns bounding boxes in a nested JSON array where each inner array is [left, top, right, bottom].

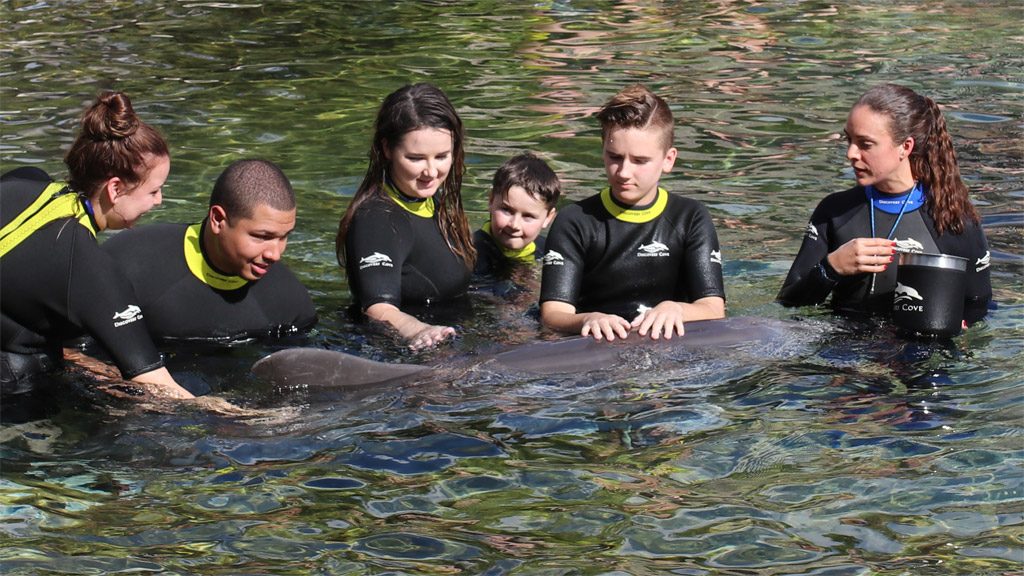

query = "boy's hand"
[[632, 301, 686, 339], [580, 312, 631, 341]]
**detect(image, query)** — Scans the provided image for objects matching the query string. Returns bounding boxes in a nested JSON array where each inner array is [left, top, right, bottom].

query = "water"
[[1, 1, 1022, 573]]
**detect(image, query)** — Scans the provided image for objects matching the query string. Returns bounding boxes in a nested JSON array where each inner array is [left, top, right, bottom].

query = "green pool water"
[[1, 1, 1021, 574]]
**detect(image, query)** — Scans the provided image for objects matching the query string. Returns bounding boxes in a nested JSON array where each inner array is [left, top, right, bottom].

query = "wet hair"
[[210, 159, 295, 220], [64, 91, 169, 198], [596, 84, 675, 150], [855, 83, 979, 234], [490, 152, 561, 210], [336, 83, 475, 269]]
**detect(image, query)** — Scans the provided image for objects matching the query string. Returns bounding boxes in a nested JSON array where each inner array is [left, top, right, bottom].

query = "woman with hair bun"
[[778, 83, 992, 324], [0, 91, 193, 399]]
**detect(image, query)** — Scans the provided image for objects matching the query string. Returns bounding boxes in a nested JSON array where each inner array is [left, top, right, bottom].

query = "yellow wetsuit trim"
[[600, 186, 668, 224], [183, 223, 249, 291], [483, 221, 536, 262], [0, 183, 97, 258], [384, 181, 435, 218]]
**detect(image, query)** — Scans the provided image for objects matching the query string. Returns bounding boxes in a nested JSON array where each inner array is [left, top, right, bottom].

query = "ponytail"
[[913, 97, 977, 234]]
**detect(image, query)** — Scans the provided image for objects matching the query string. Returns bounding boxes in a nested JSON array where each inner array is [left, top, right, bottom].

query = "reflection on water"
[[2, 1, 1022, 574]]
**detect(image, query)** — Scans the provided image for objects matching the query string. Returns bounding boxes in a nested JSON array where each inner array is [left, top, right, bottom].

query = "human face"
[[845, 105, 915, 194], [209, 204, 296, 281], [602, 126, 677, 206], [107, 153, 169, 230], [489, 185, 556, 251], [385, 127, 453, 199]]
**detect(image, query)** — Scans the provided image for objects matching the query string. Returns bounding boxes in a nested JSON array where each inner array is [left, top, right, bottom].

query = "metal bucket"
[[891, 252, 968, 337]]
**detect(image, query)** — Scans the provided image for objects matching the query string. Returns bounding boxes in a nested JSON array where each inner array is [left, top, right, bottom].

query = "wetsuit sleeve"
[[472, 229, 500, 276], [539, 207, 587, 307], [940, 220, 992, 324], [66, 228, 164, 379], [777, 202, 841, 307], [344, 202, 412, 309], [680, 202, 726, 300]]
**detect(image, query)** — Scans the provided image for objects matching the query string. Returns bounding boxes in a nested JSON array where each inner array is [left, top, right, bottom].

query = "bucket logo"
[[710, 250, 722, 265], [112, 304, 143, 327], [894, 282, 925, 313], [804, 222, 818, 241], [895, 237, 924, 253], [637, 241, 669, 257], [976, 251, 990, 272], [359, 252, 393, 270], [894, 282, 924, 303], [542, 250, 564, 266]]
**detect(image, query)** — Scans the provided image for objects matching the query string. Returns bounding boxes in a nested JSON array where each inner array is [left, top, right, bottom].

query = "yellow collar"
[[600, 186, 668, 223], [385, 181, 435, 218], [183, 223, 249, 291], [483, 221, 536, 262], [0, 182, 96, 258]]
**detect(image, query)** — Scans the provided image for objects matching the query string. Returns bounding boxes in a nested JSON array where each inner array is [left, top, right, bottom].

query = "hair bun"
[[81, 91, 139, 141]]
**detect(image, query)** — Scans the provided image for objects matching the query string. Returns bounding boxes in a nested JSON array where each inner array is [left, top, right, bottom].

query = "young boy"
[[539, 84, 726, 341], [473, 152, 560, 276]]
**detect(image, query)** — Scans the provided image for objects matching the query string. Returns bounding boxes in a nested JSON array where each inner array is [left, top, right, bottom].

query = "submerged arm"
[[366, 302, 455, 351]]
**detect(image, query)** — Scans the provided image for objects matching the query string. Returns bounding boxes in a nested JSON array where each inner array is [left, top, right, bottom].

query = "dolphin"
[[251, 316, 819, 389]]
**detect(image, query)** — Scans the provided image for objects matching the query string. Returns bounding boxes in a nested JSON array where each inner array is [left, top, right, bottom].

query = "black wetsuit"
[[101, 222, 317, 341], [777, 185, 991, 323], [472, 225, 546, 276], [540, 187, 726, 319], [0, 167, 163, 385], [344, 189, 470, 309]]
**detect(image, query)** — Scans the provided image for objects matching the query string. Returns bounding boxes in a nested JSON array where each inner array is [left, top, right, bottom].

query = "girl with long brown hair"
[[337, 83, 475, 350]]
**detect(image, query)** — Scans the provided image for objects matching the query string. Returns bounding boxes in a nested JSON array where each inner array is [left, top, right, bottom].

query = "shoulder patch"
[[976, 250, 990, 272], [541, 250, 564, 266], [804, 222, 819, 241], [359, 252, 394, 269]]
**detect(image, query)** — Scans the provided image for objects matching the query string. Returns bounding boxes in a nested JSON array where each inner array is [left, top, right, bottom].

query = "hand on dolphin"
[[251, 316, 819, 387]]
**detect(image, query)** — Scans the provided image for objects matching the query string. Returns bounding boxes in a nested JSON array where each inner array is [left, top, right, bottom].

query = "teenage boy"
[[539, 84, 725, 341], [474, 152, 560, 276], [102, 159, 317, 342]]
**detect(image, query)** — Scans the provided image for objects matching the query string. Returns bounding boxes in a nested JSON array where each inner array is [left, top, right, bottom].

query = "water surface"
[[1, 1, 1022, 574]]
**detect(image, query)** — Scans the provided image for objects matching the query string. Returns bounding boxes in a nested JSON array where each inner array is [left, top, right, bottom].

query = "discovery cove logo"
[[542, 250, 564, 266], [710, 250, 722, 265], [893, 282, 925, 313], [804, 222, 818, 241], [977, 251, 991, 272], [637, 241, 669, 257], [112, 304, 143, 327], [359, 252, 393, 270], [895, 237, 924, 253]]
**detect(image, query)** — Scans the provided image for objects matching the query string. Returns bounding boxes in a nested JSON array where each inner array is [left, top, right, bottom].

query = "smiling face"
[[384, 127, 453, 199], [207, 203, 296, 281], [602, 126, 677, 206], [105, 153, 169, 230], [489, 185, 556, 251], [845, 104, 915, 194]]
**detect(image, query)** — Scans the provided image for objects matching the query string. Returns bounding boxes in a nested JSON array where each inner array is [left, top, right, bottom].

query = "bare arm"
[[365, 302, 455, 351], [131, 366, 195, 399]]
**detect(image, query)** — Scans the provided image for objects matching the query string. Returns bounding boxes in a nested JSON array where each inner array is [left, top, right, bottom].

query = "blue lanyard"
[[868, 182, 919, 240]]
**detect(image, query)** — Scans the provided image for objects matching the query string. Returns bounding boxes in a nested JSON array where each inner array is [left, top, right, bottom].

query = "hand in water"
[[409, 324, 455, 351]]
